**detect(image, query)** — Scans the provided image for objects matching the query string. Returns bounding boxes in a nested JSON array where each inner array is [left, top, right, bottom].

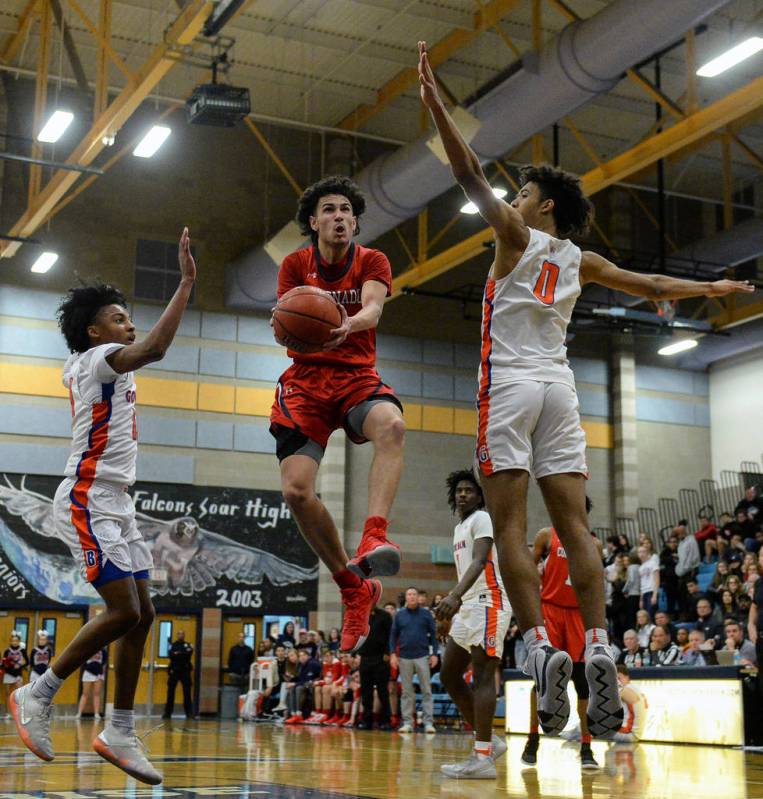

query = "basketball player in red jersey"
[[270, 176, 405, 654], [418, 40, 754, 739], [522, 498, 600, 770]]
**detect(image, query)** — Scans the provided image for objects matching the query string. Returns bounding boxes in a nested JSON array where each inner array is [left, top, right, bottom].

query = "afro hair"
[[296, 175, 366, 242], [57, 282, 128, 353], [445, 468, 485, 514], [518, 164, 594, 239]]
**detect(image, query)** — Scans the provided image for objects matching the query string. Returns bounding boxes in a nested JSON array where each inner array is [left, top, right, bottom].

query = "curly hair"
[[518, 164, 593, 239], [296, 175, 366, 242], [57, 282, 128, 353], [446, 468, 484, 514]]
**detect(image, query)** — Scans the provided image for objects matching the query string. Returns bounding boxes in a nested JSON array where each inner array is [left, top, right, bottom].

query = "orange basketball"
[[272, 286, 343, 353]]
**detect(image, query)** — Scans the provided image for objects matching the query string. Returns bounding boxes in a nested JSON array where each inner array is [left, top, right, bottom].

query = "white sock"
[[30, 668, 63, 704], [584, 628, 609, 649], [523, 626, 550, 650], [110, 709, 135, 735], [474, 740, 492, 760]]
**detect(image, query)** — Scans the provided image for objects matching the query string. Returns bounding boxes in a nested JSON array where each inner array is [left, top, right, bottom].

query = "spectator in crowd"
[[257, 639, 274, 658], [607, 553, 630, 643], [694, 599, 723, 648], [384, 602, 397, 617], [305, 650, 340, 724], [675, 627, 690, 651], [719, 589, 739, 622], [625, 554, 642, 628], [274, 648, 300, 716], [604, 535, 623, 566], [747, 530, 763, 555], [2, 632, 29, 716], [613, 665, 647, 743], [76, 648, 107, 720], [296, 629, 317, 658], [501, 620, 528, 671], [417, 590, 430, 609], [638, 545, 660, 617], [277, 621, 297, 648], [228, 633, 255, 686], [617, 630, 646, 668], [284, 649, 321, 724], [694, 515, 720, 564], [390, 587, 438, 734], [659, 535, 680, 616], [684, 579, 707, 619], [750, 560, 763, 695], [327, 628, 341, 653], [28, 632, 54, 685], [675, 520, 700, 618], [431, 594, 445, 612], [644, 625, 681, 666], [617, 534, 630, 553], [679, 630, 709, 666], [708, 559, 730, 603], [735, 485, 763, 529], [724, 533, 747, 573], [308, 631, 324, 656], [653, 611, 675, 641], [162, 630, 194, 720], [742, 553, 759, 587], [635, 610, 654, 650], [357, 605, 393, 730], [721, 620, 757, 666]]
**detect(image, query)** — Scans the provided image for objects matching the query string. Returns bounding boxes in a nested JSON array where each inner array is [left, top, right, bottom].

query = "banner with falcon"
[[0, 474, 318, 613]]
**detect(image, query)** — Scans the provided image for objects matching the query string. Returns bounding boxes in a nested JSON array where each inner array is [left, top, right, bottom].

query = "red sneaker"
[[340, 578, 382, 653], [285, 715, 303, 725], [341, 717, 355, 728], [347, 529, 401, 579]]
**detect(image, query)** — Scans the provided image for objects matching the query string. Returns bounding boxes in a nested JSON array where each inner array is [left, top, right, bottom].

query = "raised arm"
[[580, 250, 754, 301], [107, 227, 196, 374], [418, 41, 528, 253]]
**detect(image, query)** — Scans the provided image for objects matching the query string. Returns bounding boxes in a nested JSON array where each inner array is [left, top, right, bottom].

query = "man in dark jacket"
[[163, 630, 194, 719], [227, 633, 254, 686], [358, 606, 392, 729], [284, 649, 321, 722]]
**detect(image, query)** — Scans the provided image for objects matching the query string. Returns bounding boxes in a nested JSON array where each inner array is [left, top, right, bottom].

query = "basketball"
[[272, 286, 343, 353]]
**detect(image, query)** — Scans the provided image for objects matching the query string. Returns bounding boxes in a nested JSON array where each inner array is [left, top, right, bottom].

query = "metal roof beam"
[[0, 0, 213, 258], [0, 0, 39, 65], [390, 73, 763, 299]]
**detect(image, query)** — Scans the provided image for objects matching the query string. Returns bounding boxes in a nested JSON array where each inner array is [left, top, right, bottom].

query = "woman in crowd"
[[675, 627, 691, 653], [76, 648, 107, 720], [274, 648, 300, 717], [28, 631, 54, 684], [635, 609, 655, 650], [327, 628, 341, 653], [719, 589, 738, 621], [277, 621, 297, 648], [725, 574, 744, 602], [2, 632, 29, 717], [638, 544, 660, 617], [708, 559, 730, 603], [625, 553, 642, 628], [659, 534, 680, 616], [607, 553, 630, 644]]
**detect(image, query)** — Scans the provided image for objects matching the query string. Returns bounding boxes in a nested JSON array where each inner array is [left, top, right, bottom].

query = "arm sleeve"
[[85, 343, 125, 382], [362, 250, 392, 296], [471, 511, 494, 541], [277, 253, 303, 299]]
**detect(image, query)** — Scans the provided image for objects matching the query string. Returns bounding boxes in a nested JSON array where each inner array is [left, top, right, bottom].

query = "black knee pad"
[[572, 661, 589, 699]]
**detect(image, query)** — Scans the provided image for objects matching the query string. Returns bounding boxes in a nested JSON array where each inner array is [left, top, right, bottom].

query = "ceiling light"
[[696, 36, 763, 77], [37, 110, 74, 143], [133, 125, 171, 158], [460, 187, 508, 214], [658, 338, 698, 356], [30, 251, 58, 274]]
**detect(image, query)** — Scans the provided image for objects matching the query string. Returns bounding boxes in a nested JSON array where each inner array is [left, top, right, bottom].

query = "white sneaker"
[[441, 753, 496, 779], [425, 724, 436, 734], [75, 712, 82, 720], [397, 723, 413, 733], [524, 645, 572, 736], [94, 713, 103, 721], [490, 733, 507, 762], [10, 683, 54, 761], [585, 644, 623, 739], [93, 727, 162, 785]]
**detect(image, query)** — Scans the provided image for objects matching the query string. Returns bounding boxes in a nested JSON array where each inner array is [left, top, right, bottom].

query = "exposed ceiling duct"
[[225, 0, 730, 311], [666, 216, 763, 275]]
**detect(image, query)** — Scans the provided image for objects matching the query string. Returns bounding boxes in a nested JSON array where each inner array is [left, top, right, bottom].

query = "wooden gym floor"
[[1, 718, 762, 799]]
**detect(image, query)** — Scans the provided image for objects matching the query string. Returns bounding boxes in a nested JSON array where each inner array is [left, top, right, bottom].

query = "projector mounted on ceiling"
[[186, 83, 250, 127]]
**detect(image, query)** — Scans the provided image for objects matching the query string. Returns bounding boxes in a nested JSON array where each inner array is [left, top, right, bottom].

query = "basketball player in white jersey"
[[10, 228, 196, 785], [437, 468, 510, 779], [418, 41, 753, 739]]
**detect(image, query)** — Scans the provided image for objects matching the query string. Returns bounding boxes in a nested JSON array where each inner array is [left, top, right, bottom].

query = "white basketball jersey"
[[479, 227, 581, 389], [620, 686, 647, 739], [452, 509, 509, 609], [63, 343, 138, 485]]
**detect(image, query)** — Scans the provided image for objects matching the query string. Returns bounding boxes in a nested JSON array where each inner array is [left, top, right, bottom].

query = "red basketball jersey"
[[540, 528, 579, 608], [278, 243, 392, 368]]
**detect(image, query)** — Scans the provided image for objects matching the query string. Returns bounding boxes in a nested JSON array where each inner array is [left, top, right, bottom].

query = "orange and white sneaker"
[[93, 727, 162, 785], [10, 683, 54, 761], [340, 578, 382, 653], [347, 529, 401, 579]]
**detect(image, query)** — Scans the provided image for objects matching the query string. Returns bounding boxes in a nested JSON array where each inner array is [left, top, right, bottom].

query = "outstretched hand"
[[178, 227, 196, 282], [323, 304, 351, 350], [708, 279, 754, 297], [418, 41, 441, 109]]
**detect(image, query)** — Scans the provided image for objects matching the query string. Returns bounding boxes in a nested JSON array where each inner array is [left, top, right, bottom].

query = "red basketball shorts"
[[542, 601, 585, 663]]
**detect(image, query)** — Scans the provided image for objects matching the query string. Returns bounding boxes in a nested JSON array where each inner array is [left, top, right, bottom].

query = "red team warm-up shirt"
[[278, 243, 392, 368]]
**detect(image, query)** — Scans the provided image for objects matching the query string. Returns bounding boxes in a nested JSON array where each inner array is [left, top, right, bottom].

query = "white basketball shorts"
[[449, 602, 511, 659], [53, 477, 153, 587], [476, 380, 587, 479]]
